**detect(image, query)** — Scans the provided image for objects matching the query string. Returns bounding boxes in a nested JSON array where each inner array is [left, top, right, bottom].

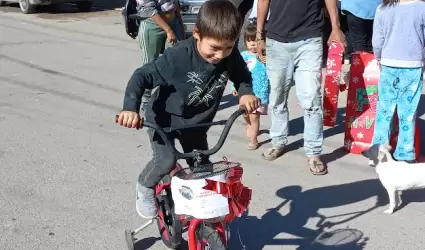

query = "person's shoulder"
[[164, 38, 193, 57], [157, 38, 194, 68]]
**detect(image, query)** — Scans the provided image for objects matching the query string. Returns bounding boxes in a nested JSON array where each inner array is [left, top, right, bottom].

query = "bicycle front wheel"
[[196, 224, 227, 250]]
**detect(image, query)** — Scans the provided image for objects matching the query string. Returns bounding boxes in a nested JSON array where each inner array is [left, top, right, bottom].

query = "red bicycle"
[[121, 108, 252, 250]]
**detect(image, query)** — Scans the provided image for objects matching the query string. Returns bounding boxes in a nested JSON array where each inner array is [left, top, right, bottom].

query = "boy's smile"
[[193, 30, 236, 64]]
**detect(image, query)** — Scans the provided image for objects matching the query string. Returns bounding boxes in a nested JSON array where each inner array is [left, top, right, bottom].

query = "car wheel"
[[19, 0, 37, 14], [76, 1, 92, 12]]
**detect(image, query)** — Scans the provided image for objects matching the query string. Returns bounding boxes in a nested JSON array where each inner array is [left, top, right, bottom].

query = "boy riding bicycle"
[[116, 0, 260, 219]]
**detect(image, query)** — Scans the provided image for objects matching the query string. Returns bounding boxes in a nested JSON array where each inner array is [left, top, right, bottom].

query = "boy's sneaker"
[[136, 184, 157, 219]]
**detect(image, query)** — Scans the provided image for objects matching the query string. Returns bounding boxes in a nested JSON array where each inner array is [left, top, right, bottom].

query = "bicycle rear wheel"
[[196, 224, 227, 250]]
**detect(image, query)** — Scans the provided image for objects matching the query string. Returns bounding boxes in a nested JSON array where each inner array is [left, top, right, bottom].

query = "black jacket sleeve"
[[227, 47, 254, 96], [122, 58, 167, 112]]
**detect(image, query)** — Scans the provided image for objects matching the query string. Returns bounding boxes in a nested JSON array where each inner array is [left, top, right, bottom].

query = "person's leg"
[[178, 129, 211, 167], [365, 19, 374, 52], [247, 113, 260, 150], [243, 114, 251, 137], [262, 38, 295, 161], [137, 19, 167, 111], [372, 66, 398, 147], [293, 37, 326, 175], [393, 67, 423, 161], [137, 129, 177, 218], [345, 11, 373, 52]]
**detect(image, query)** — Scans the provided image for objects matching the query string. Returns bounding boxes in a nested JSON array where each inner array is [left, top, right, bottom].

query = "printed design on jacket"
[[187, 71, 228, 107]]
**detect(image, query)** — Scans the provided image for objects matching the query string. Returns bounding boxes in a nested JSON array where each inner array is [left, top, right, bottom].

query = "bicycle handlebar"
[[117, 108, 246, 159]]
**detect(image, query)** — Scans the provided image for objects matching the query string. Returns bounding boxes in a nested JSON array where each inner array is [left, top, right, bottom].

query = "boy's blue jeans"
[[372, 66, 423, 161], [265, 37, 324, 157]]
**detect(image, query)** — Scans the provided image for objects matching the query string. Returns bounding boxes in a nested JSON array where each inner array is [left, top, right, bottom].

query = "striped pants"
[[372, 65, 423, 161], [137, 17, 182, 109]]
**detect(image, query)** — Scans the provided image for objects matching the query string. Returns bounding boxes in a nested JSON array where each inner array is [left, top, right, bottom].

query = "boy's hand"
[[116, 111, 142, 128], [232, 90, 239, 96], [239, 95, 260, 113]]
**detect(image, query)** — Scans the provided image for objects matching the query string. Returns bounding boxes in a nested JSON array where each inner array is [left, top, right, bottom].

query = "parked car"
[[0, 0, 93, 14], [179, 0, 204, 36]]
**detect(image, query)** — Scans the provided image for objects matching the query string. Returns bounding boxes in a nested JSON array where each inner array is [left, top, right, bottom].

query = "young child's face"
[[193, 32, 236, 64], [246, 39, 257, 53]]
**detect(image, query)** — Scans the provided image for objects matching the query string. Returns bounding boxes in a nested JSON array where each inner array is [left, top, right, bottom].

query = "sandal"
[[262, 147, 285, 161], [308, 157, 328, 175], [247, 142, 259, 151]]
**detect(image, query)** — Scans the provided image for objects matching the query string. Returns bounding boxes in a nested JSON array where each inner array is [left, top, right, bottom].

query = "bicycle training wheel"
[[196, 224, 227, 250]]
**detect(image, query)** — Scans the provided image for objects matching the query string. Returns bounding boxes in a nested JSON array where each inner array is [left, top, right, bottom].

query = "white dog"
[[362, 144, 425, 214]]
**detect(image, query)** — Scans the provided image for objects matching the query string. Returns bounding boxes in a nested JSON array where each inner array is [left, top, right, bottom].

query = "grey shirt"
[[136, 0, 177, 17]]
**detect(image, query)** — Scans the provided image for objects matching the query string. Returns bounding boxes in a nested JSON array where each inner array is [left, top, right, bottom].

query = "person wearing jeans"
[[256, 0, 345, 175], [341, 0, 380, 52]]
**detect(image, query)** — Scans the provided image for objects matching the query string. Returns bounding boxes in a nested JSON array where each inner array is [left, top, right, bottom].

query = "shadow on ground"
[[229, 179, 388, 249], [219, 93, 238, 112], [133, 236, 160, 250]]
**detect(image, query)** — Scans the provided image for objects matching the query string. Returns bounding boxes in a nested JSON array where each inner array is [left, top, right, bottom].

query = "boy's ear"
[[192, 26, 200, 40]]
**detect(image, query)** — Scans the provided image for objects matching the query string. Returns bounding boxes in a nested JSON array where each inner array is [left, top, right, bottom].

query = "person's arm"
[[151, 14, 174, 34], [123, 55, 170, 112], [256, 0, 269, 37], [372, 7, 384, 61], [324, 0, 340, 30], [324, 0, 346, 46], [137, 0, 174, 33], [228, 48, 254, 96]]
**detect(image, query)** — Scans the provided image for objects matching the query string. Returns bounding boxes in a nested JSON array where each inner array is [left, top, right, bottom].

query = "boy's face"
[[193, 31, 236, 64]]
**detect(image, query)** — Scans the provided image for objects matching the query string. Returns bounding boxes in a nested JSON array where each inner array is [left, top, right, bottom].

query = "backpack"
[[122, 0, 140, 39]]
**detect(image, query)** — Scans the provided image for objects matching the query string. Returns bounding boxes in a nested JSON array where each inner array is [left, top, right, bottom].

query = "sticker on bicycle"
[[171, 172, 230, 219]]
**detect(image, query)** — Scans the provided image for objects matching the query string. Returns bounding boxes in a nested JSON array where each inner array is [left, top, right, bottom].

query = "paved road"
[[1, 5, 425, 250]]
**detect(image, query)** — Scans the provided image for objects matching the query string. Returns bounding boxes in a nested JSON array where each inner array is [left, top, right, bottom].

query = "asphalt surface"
[[1, 4, 425, 250]]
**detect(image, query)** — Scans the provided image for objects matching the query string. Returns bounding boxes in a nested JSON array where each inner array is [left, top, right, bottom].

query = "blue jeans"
[[266, 37, 324, 157], [372, 66, 423, 161]]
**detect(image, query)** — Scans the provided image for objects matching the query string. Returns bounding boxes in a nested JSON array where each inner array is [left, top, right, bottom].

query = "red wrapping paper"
[[323, 42, 344, 127]]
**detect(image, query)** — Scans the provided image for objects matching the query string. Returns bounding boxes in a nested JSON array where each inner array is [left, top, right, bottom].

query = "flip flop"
[[308, 158, 328, 175]]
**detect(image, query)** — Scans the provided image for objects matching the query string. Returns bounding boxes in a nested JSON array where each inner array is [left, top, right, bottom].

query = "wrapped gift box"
[[323, 42, 344, 127]]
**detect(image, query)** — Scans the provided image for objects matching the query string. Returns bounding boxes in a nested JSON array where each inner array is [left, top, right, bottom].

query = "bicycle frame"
[[155, 177, 229, 250]]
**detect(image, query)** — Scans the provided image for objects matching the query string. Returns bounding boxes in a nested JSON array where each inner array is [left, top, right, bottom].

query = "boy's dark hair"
[[195, 0, 243, 41], [381, 0, 399, 7], [244, 22, 257, 43]]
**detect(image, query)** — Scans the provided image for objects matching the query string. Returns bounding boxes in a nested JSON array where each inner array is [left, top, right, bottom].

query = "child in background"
[[371, 0, 425, 163], [232, 22, 269, 150]]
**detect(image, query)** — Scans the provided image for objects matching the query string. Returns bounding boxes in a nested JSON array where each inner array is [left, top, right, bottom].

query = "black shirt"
[[122, 37, 253, 129], [266, 0, 325, 43]]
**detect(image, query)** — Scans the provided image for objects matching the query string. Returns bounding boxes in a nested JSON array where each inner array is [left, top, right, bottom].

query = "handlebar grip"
[[115, 114, 184, 158]]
